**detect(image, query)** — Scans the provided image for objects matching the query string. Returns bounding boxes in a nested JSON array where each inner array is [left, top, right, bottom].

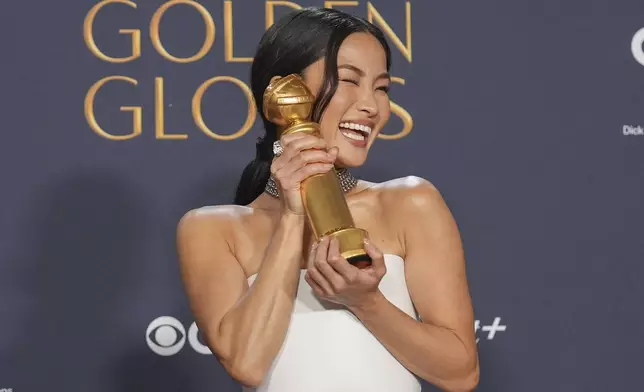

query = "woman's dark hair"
[[233, 7, 391, 205]]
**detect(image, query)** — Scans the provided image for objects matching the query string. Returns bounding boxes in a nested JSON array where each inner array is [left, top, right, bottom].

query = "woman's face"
[[303, 32, 391, 168]]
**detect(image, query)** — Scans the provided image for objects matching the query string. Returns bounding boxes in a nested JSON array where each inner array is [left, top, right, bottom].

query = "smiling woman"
[[176, 7, 479, 392]]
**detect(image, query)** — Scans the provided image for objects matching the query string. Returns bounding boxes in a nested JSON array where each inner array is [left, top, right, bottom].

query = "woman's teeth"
[[339, 122, 371, 141], [340, 122, 372, 134]]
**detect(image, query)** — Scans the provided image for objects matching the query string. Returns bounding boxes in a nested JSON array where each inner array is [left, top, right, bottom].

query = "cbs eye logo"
[[146, 316, 211, 356]]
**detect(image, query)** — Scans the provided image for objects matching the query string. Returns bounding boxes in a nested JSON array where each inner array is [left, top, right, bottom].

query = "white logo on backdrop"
[[475, 317, 507, 343], [623, 125, 644, 136], [0, 388, 13, 392], [146, 316, 186, 356], [632, 27, 644, 67], [146, 316, 211, 356], [147, 316, 507, 356]]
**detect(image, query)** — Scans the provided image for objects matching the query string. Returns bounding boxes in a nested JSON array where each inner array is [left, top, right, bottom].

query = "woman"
[[177, 7, 479, 392]]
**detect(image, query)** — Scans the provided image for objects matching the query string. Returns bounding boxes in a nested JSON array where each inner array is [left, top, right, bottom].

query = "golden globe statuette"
[[264, 74, 371, 268]]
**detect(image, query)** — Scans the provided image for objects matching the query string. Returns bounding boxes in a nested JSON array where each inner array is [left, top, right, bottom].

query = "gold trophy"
[[263, 74, 371, 268]]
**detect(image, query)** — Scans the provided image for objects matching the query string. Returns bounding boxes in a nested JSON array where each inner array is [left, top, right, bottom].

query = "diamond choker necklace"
[[264, 168, 358, 198]]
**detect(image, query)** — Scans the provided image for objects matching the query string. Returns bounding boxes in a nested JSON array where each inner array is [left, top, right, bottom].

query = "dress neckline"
[[246, 253, 404, 281]]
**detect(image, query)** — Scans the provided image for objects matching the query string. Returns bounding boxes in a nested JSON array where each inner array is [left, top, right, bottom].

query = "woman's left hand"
[[305, 236, 387, 309]]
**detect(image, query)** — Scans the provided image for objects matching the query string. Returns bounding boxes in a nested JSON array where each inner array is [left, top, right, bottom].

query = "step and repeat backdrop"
[[1, 0, 643, 391]]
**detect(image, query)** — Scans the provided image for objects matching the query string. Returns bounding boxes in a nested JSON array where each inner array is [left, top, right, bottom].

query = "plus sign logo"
[[474, 317, 507, 343]]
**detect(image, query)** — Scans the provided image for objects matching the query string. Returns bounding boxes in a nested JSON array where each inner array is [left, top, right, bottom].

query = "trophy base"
[[346, 253, 372, 270], [328, 227, 372, 269]]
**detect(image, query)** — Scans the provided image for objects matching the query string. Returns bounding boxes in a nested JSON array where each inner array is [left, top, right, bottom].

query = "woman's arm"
[[348, 178, 479, 391], [176, 208, 306, 387]]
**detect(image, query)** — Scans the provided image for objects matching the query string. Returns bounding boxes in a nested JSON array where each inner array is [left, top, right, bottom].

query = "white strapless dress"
[[242, 254, 422, 392]]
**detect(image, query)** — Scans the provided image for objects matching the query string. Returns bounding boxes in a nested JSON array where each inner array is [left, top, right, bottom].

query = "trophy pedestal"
[[329, 227, 371, 269]]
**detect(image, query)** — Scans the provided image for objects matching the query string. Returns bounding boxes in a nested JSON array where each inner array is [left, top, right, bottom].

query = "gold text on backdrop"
[[83, 0, 413, 140]]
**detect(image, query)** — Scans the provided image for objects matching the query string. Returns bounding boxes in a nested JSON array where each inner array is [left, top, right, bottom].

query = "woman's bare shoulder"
[[368, 175, 440, 201], [366, 176, 445, 224], [179, 204, 255, 226], [176, 204, 267, 277], [176, 204, 257, 251], [177, 203, 274, 263]]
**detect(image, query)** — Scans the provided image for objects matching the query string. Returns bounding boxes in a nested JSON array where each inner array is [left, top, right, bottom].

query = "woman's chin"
[[335, 155, 367, 169]]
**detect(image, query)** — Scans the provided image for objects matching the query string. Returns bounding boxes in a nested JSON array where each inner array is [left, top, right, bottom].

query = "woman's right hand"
[[270, 133, 338, 216]]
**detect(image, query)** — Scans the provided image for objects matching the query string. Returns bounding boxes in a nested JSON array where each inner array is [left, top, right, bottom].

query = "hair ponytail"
[[233, 122, 276, 205]]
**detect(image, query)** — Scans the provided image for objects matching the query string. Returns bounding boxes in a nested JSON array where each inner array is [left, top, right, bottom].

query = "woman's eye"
[[377, 85, 390, 93], [341, 79, 359, 85]]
